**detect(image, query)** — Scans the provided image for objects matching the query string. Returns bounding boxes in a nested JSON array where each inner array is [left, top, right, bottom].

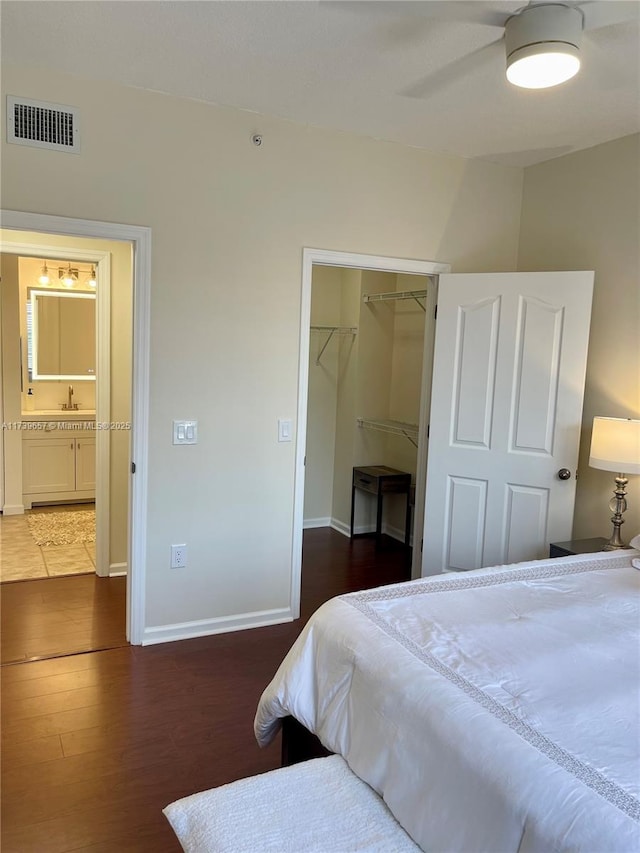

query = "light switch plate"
[[173, 420, 198, 445], [278, 418, 292, 442]]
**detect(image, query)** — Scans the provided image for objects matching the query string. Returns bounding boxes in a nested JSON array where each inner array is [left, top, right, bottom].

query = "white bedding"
[[255, 551, 640, 852]]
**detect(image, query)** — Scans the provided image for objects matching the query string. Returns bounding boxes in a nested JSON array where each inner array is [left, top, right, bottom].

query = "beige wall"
[[1, 64, 523, 633], [331, 269, 363, 529], [384, 273, 429, 533], [518, 134, 640, 539], [1, 230, 132, 567], [305, 266, 343, 523]]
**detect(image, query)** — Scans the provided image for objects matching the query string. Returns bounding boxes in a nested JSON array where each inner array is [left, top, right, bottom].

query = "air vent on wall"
[[6, 95, 80, 153]]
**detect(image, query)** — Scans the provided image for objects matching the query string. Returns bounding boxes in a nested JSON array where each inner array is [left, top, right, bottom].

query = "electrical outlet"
[[171, 544, 187, 569]]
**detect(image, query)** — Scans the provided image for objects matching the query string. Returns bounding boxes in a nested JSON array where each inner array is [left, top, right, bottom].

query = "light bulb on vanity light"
[[38, 262, 50, 286], [60, 264, 78, 288], [87, 266, 97, 288]]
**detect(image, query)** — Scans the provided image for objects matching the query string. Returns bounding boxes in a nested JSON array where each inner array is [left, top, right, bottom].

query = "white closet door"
[[422, 271, 594, 574]]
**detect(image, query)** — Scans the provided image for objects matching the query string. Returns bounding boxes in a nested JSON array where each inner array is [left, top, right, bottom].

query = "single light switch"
[[173, 420, 198, 445], [278, 418, 292, 442]]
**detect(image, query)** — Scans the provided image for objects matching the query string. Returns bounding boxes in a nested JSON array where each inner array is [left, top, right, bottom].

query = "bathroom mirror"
[[29, 289, 96, 380]]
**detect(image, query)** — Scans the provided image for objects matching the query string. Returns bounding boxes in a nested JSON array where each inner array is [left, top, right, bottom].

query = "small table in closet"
[[350, 466, 412, 547]]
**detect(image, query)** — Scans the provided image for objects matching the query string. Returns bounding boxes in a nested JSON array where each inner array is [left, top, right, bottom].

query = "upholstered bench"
[[163, 755, 421, 852]]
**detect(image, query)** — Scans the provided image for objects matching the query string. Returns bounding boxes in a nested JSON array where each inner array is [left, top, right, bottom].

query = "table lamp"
[[588, 417, 640, 550]]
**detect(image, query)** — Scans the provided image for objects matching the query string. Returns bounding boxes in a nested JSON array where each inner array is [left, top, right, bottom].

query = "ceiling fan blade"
[[320, 1, 509, 28], [401, 37, 503, 100], [578, 1, 640, 31]]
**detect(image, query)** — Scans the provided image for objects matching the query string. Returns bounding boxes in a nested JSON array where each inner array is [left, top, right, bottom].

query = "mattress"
[[255, 550, 640, 852]]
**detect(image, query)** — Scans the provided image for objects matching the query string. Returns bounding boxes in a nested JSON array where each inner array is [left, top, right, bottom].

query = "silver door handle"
[[557, 468, 571, 480]]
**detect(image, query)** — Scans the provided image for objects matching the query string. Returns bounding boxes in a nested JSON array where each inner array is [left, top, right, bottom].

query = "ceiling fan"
[[326, 1, 639, 93]]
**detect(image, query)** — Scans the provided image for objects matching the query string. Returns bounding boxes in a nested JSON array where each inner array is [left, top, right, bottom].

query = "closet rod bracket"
[[311, 325, 357, 366]]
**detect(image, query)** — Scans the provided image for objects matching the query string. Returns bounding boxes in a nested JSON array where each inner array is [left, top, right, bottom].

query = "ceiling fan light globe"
[[507, 43, 580, 89]]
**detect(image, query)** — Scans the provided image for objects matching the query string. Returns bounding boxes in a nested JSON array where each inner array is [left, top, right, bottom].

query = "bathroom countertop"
[[21, 410, 96, 421]]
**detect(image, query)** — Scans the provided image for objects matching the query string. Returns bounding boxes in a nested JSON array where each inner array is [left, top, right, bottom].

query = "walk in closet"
[[303, 266, 432, 549]]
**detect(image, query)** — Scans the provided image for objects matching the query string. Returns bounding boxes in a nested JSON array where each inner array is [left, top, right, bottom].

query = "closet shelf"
[[362, 290, 428, 311], [357, 417, 420, 448], [311, 325, 357, 365]]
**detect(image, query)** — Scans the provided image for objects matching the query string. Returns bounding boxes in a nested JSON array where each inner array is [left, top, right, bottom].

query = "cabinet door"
[[22, 438, 76, 494], [75, 438, 96, 491]]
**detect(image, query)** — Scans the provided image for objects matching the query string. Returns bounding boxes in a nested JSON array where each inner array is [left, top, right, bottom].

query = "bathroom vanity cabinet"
[[22, 426, 96, 508]]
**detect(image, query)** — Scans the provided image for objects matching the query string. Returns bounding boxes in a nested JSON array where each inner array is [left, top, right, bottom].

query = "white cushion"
[[163, 755, 421, 852]]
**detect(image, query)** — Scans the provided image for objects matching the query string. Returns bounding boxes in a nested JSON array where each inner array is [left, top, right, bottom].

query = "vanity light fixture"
[[37, 262, 50, 286], [59, 264, 79, 288], [87, 266, 97, 288]]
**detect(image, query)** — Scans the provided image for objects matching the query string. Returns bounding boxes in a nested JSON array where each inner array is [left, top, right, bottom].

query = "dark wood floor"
[[1, 575, 127, 665], [1, 529, 411, 852]]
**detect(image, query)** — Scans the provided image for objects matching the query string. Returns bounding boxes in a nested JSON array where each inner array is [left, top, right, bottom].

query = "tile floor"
[[0, 507, 96, 583]]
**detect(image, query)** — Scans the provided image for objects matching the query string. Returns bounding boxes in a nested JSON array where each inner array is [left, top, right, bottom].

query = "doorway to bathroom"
[[0, 225, 135, 662]]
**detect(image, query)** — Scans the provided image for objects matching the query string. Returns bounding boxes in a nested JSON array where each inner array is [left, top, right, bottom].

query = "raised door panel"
[[510, 297, 563, 456], [445, 476, 487, 570], [75, 437, 96, 491], [22, 438, 75, 494], [502, 484, 550, 564], [452, 297, 500, 449]]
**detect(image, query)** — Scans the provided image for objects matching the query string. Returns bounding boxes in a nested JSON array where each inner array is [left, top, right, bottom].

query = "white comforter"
[[255, 551, 640, 852]]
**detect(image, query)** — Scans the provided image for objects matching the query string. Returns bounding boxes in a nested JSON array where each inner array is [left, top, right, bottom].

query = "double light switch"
[[173, 420, 198, 445]]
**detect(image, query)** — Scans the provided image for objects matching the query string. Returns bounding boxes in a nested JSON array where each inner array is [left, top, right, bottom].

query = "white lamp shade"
[[589, 417, 640, 475]]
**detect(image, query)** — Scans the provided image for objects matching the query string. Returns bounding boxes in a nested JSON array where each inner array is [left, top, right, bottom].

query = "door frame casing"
[[1, 209, 151, 645], [293, 248, 450, 617]]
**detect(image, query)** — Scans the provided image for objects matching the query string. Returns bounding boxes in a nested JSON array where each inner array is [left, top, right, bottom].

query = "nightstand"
[[549, 537, 608, 558]]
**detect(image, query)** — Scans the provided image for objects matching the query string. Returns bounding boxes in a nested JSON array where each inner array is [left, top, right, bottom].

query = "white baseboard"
[[142, 606, 294, 646], [302, 518, 412, 546], [303, 518, 355, 538], [350, 521, 413, 546], [2, 504, 25, 516], [109, 562, 128, 577], [330, 517, 351, 537], [384, 522, 413, 547], [303, 517, 331, 529]]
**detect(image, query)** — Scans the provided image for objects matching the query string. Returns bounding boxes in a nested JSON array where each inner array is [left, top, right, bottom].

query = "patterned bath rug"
[[27, 510, 96, 546]]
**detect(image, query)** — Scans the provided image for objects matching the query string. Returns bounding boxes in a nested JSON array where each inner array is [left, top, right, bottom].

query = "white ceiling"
[[2, 0, 639, 167]]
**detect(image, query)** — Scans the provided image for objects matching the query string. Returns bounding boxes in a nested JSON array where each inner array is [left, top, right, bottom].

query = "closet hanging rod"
[[357, 417, 419, 448], [310, 325, 358, 333], [363, 290, 427, 311], [311, 325, 357, 365]]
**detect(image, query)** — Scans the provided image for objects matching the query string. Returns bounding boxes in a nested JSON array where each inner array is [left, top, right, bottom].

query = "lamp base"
[[602, 473, 629, 550], [602, 540, 627, 551]]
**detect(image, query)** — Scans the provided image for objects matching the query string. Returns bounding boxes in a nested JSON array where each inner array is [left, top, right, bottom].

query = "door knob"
[[557, 468, 571, 480]]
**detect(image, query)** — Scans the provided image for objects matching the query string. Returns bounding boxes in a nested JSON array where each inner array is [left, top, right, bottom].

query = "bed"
[[254, 550, 640, 852]]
